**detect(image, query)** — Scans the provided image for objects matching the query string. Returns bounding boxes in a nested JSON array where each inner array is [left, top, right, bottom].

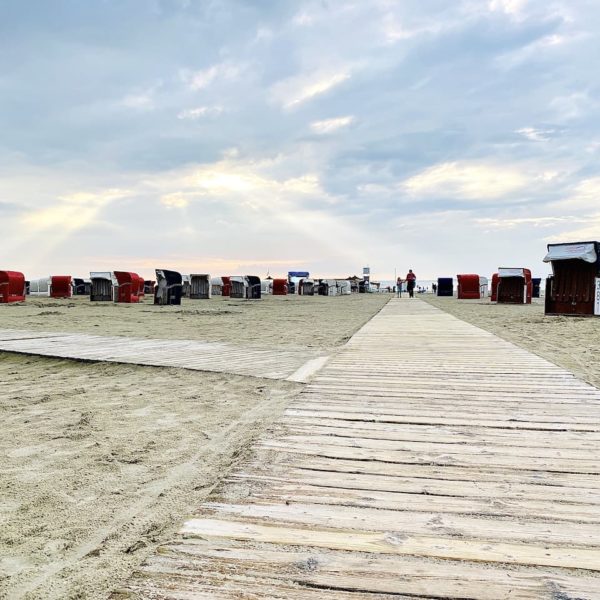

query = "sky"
[[1, 0, 599, 281]]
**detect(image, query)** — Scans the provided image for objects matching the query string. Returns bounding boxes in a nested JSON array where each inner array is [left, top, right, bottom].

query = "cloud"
[[270, 69, 352, 109], [160, 193, 190, 209], [22, 189, 132, 232], [488, 0, 529, 18], [181, 62, 241, 91], [310, 116, 355, 134], [516, 127, 555, 141], [474, 215, 585, 229], [177, 106, 224, 120], [551, 177, 600, 210], [403, 162, 530, 201], [545, 215, 600, 242]]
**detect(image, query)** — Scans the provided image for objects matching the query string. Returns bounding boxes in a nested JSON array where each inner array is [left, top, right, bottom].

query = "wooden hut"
[[544, 241, 600, 316], [496, 268, 532, 304], [0, 271, 26, 303]]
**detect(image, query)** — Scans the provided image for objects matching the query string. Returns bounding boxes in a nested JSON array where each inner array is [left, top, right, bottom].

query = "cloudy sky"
[[1, 0, 599, 281]]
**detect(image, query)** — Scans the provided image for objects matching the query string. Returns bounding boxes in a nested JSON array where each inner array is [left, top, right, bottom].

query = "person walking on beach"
[[406, 269, 416, 298], [396, 276, 403, 298]]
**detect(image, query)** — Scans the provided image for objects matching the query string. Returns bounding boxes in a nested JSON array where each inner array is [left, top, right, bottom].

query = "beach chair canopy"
[[154, 269, 183, 305], [190, 274, 211, 299], [114, 271, 141, 303], [544, 242, 599, 264], [457, 274, 480, 300], [0, 270, 26, 303], [544, 242, 600, 316], [498, 267, 527, 278]]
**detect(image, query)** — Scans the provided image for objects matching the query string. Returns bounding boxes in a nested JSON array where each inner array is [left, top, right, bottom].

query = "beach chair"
[[189, 274, 211, 299], [90, 272, 116, 302], [154, 269, 183, 305], [0, 271, 26, 303], [246, 276, 262, 299], [544, 242, 600, 316], [437, 278, 453, 297], [272, 278, 288, 295], [496, 268, 532, 304], [457, 274, 480, 299], [113, 271, 141, 303]]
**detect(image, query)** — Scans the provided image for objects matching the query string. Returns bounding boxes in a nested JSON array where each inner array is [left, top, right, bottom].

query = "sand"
[[422, 295, 600, 389], [0, 294, 390, 599], [0, 294, 390, 350]]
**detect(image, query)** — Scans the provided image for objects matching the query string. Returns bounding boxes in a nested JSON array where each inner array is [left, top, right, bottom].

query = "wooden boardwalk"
[[0, 329, 328, 382], [116, 299, 600, 599]]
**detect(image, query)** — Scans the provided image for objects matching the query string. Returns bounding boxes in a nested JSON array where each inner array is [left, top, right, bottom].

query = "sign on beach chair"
[[0, 271, 26, 303], [544, 241, 600, 316]]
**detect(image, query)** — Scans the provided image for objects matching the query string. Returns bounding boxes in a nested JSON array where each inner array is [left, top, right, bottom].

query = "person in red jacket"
[[406, 269, 416, 298]]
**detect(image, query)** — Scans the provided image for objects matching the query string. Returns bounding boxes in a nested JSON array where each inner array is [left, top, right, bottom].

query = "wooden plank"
[[118, 299, 600, 598]]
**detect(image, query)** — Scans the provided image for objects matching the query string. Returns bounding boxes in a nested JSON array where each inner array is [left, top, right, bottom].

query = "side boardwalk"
[[0, 329, 327, 381], [116, 299, 600, 599]]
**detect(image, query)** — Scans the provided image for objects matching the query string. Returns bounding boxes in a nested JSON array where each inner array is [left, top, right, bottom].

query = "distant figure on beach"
[[432, 283, 437, 294], [406, 269, 416, 298], [396, 276, 403, 298]]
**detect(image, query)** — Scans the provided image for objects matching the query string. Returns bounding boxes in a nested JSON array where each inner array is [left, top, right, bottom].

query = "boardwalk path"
[[0, 329, 328, 382], [117, 298, 598, 598]]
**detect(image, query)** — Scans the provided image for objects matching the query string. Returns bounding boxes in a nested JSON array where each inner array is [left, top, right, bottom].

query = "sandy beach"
[[422, 295, 600, 389], [0, 294, 389, 599], [0, 294, 389, 350]]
